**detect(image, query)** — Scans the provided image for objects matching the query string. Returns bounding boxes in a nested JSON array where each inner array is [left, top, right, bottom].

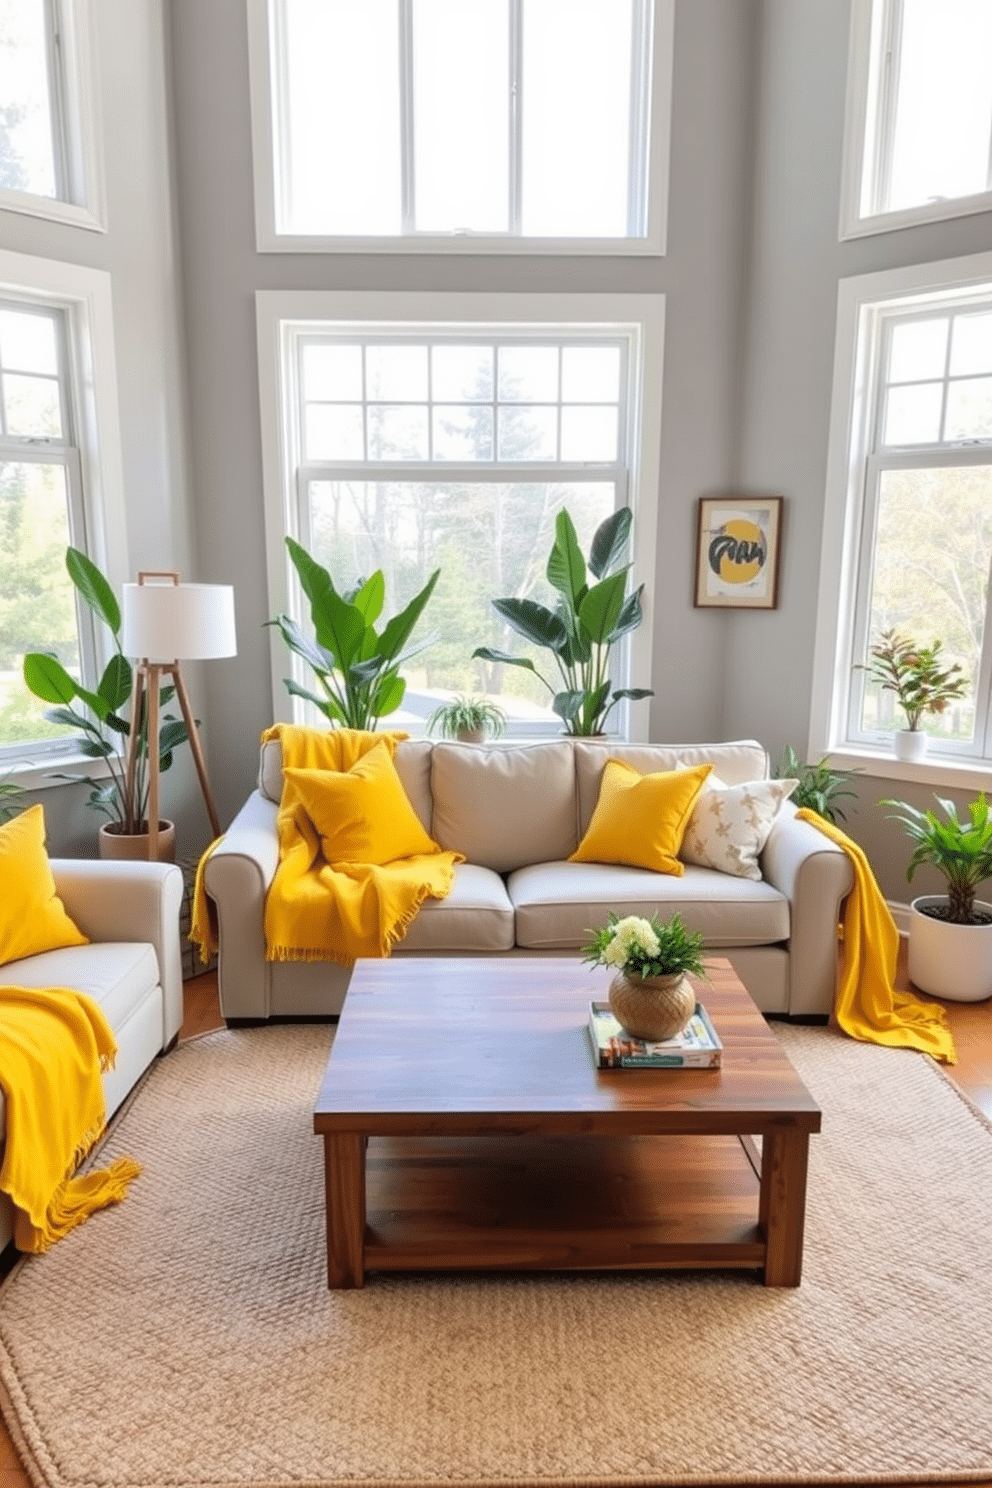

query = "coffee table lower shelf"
[[321, 1129, 790, 1287]]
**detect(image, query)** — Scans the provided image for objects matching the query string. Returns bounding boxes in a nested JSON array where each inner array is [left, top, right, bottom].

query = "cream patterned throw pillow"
[[679, 775, 799, 881]]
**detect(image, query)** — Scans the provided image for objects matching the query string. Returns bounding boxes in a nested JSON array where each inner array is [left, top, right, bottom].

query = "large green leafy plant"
[[880, 792, 992, 925], [22, 548, 190, 832], [269, 537, 440, 730], [472, 506, 653, 736]]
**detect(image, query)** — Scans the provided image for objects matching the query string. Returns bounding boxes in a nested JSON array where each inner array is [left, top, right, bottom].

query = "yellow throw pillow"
[[569, 760, 712, 876], [284, 743, 440, 865], [0, 804, 89, 966]]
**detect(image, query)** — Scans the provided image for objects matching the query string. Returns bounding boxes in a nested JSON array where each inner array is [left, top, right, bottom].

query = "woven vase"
[[608, 970, 695, 1041]]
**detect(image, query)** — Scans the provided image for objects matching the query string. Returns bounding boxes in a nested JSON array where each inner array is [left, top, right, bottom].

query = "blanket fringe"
[[266, 883, 435, 965], [19, 1157, 143, 1254]]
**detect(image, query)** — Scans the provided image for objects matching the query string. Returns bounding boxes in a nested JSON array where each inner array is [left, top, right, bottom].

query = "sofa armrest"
[[49, 859, 185, 1046], [202, 790, 279, 1020], [760, 803, 855, 1018]]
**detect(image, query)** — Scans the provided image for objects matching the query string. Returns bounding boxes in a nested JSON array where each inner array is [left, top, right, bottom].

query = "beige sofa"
[[204, 737, 854, 1023], [0, 858, 184, 1254]]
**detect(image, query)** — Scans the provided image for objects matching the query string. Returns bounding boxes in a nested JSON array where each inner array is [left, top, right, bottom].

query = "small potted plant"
[[858, 629, 967, 762], [880, 791, 992, 1001], [426, 694, 506, 745], [581, 910, 707, 1040], [773, 745, 858, 824]]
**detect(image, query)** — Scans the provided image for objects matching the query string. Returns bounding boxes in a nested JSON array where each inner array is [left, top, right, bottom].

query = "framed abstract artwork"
[[694, 496, 784, 610]]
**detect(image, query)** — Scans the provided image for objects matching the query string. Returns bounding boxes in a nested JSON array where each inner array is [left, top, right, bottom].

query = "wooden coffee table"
[[313, 956, 821, 1289]]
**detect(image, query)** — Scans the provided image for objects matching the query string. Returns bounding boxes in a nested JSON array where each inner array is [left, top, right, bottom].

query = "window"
[[0, 0, 105, 231], [256, 291, 663, 738], [0, 252, 128, 771], [811, 253, 992, 780], [842, 0, 992, 237], [247, 0, 673, 253]]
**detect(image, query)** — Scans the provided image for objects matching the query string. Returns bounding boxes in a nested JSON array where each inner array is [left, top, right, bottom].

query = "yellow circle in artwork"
[[709, 518, 766, 586]]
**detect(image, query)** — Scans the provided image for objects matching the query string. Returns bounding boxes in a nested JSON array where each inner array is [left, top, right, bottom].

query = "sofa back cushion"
[[572, 740, 769, 838], [258, 737, 435, 832], [429, 741, 577, 873]]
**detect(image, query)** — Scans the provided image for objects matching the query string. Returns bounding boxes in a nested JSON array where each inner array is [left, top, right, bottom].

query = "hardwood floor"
[[1, 960, 990, 1486]]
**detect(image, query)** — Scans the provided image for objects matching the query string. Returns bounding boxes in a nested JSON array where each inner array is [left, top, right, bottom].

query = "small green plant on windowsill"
[[425, 695, 506, 744], [0, 776, 26, 824], [773, 746, 858, 825], [857, 628, 967, 733]]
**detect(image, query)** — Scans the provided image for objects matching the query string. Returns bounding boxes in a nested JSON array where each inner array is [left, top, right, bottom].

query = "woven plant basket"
[[608, 970, 695, 1041]]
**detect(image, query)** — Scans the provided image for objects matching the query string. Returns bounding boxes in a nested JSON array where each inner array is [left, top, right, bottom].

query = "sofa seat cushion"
[[0, 941, 161, 1035], [399, 864, 515, 953], [507, 861, 790, 949]]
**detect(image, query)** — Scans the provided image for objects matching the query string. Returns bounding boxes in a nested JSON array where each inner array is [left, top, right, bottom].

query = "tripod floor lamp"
[[121, 571, 237, 861]]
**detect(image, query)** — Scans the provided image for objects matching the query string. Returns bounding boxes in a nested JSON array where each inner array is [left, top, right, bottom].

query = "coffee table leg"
[[759, 1128, 810, 1287], [324, 1132, 366, 1289]]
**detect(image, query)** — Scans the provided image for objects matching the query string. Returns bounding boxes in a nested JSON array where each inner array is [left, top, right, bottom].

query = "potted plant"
[[858, 629, 968, 762], [22, 548, 191, 860], [880, 791, 992, 1001], [269, 537, 440, 731], [581, 910, 707, 1040], [472, 506, 653, 737], [0, 776, 25, 824], [773, 745, 858, 824], [426, 694, 506, 745]]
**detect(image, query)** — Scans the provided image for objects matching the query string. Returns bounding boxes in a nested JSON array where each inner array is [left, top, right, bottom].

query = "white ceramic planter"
[[907, 895, 992, 1002], [894, 729, 928, 762]]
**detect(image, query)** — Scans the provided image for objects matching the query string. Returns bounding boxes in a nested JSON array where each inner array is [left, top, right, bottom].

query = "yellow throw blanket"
[[0, 986, 141, 1252], [190, 836, 223, 964], [797, 809, 957, 1064], [262, 724, 462, 965]]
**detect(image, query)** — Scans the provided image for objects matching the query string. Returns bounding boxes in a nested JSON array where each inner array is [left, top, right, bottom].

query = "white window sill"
[[820, 745, 992, 793], [1, 750, 113, 791]]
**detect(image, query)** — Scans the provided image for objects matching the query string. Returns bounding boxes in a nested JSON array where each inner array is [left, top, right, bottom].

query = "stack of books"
[[588, 1000, 723, 1069]]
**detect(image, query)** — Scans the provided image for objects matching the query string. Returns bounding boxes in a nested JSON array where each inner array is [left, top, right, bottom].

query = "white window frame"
[[0, 249, 127, 782], [255, 289, 663, 740], [0, 0, 106, 233], [810, 250, 992, 789], [246, 0, 673, 256], [840, 0, 992, 241]]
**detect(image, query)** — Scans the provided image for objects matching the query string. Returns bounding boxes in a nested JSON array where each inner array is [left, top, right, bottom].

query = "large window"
[[256, 292, 663, 738], [247, 0, 673, 253], [0, 253, 127, 771], [811, 254, 992, 780], [0, 0, 104, 231], [842, 0, 992, 237]]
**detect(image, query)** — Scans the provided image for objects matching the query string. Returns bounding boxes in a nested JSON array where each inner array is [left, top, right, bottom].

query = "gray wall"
[[732, 0, 992, 901]]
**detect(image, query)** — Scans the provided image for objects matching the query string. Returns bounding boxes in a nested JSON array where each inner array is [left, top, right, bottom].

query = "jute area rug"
[[1, 1023, 991, 1488]]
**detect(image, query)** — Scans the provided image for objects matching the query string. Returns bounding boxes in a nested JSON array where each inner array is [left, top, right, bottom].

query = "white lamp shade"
[[122, 582, 237, 663]]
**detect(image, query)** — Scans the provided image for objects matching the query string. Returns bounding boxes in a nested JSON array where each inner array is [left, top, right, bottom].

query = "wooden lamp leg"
[[172, 663, 222, 839]]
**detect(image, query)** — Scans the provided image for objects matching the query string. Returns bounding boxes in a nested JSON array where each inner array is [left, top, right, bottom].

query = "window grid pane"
[[0, 458, 80, 750], [271, 0, 652, 241], [879, 307, 992, 448], [300, 335, 624, 466], [0, 0, 59, 199], [0, 303, 67, 444], [860, 463, 992, 745]]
